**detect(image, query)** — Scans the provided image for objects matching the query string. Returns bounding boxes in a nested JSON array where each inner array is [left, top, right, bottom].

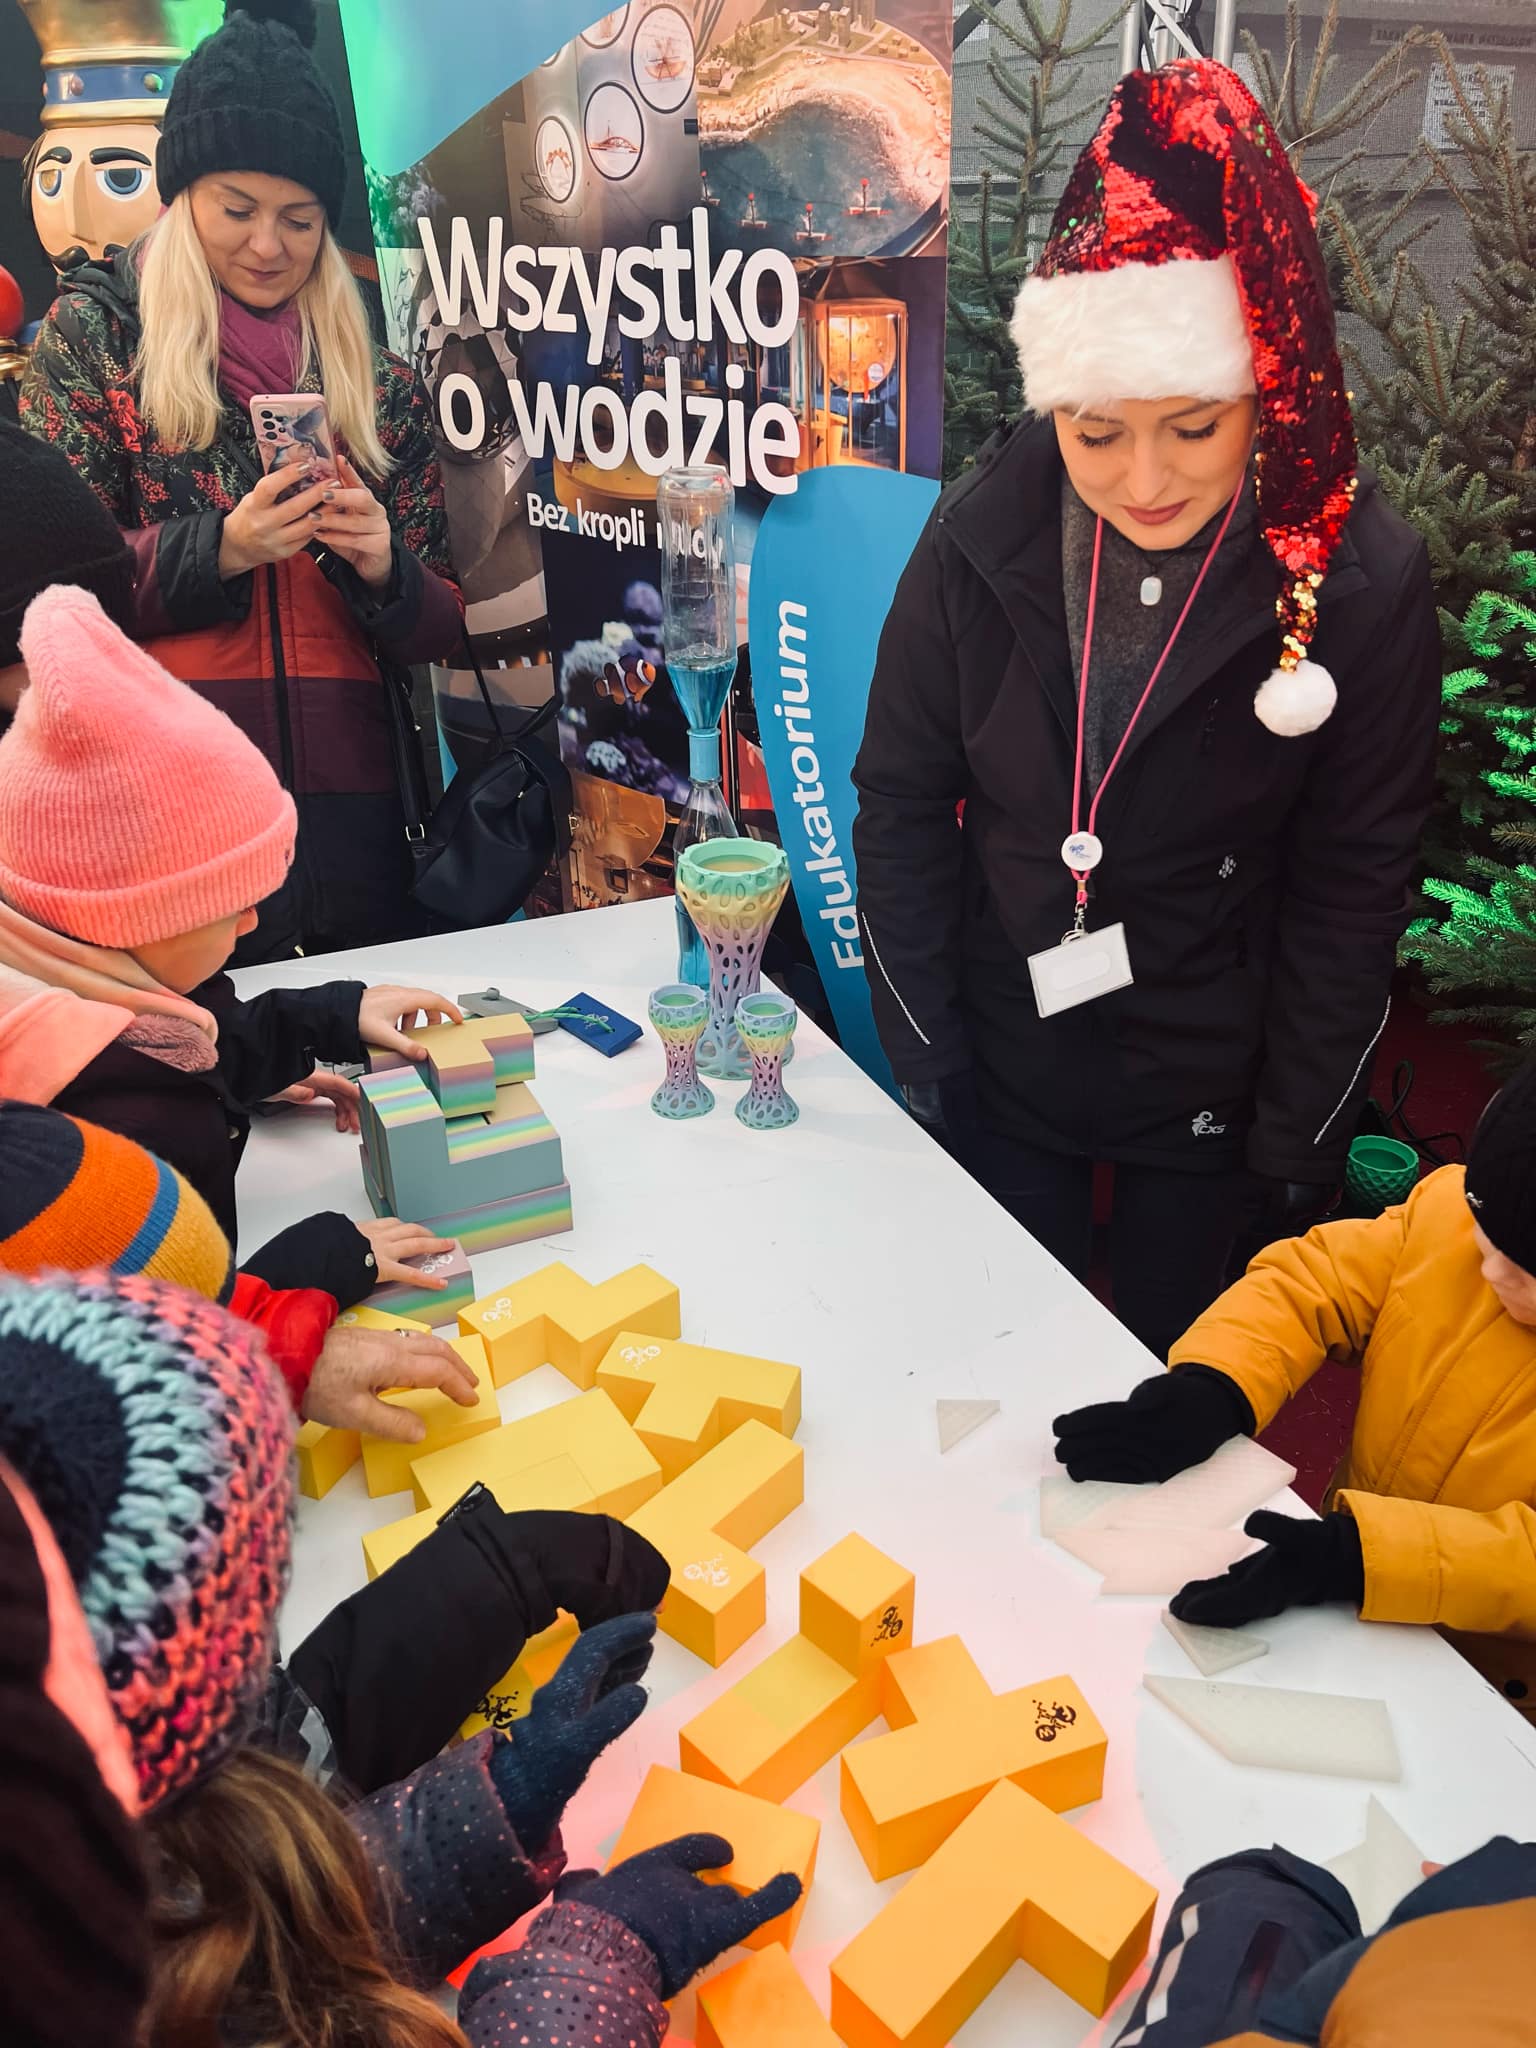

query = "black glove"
[[558, 1835, 803, 1998], [500, 1508, 670, 1635], [242, 1210, 377, 1307], [1052, 1365, 1257, 1483], [903, 1073, 981, 1167], [487, 1612, 654, 1852], [1226, 1175, 1340, 1281], [1170, 1511, 1365, 1628]]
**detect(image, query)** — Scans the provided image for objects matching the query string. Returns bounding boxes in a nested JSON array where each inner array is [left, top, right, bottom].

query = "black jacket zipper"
[[264, 562, 295, 792]]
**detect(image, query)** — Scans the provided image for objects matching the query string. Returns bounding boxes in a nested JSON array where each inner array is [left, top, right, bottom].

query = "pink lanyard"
[[1066, 474, 1246, 930]]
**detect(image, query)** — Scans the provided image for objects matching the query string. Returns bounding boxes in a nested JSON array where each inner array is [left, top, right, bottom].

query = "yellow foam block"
[[830, 1780, 1157, 2043], [880, 1636, 994, 1730], [678, 1534, 914, 1798], [459, 1612, 581, 1738], [295, 1421, 361, 1500], [610, 1765, 818, 1951], [460, 1262, 680, 1389], [411, 1388, 660, 1520], [595, 1334, 801, 1483], [841, 1676, 1106, 1881], [681, 1632, 884, 1803], [360, 1333, 500, 1498], [627, 1421, 804, 1665], [334, 1304, 434, 1335], [362, 1454, 600, 1581], [696, 1945, 841, 2048], [800, 1533, 915, 1677]]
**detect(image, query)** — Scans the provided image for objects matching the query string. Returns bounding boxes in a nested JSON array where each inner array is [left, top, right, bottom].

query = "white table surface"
[[236, 897, 1536, 2045]]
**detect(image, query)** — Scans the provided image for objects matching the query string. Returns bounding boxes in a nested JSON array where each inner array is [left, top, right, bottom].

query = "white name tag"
[[1028, 922, 1134, 1018]]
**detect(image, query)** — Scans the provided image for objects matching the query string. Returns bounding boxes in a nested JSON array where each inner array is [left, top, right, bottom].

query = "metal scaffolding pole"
[[1120, 0, 1237, 75]]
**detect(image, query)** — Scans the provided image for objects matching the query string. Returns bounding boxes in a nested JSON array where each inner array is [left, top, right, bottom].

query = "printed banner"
[[338, 0, 952, 1081]]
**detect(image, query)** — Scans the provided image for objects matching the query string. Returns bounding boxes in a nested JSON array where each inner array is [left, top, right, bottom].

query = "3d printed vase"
[[649, 983, 714, 1120], [675, 838, 791, 1080], [735, 992, 799, 1130]]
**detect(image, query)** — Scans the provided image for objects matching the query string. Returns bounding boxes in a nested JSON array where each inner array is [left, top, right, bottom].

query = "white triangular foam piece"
[[936, 1398, 1000, 1453], [1162, 1608, 1269, 1676], [1055, 1525, 1255, 1594], [1324, 1796, 1425, 1934], [1145, 1674, 1400, 1782]]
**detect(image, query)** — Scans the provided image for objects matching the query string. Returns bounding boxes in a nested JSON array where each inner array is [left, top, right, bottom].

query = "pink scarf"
[[217, 289, 304, 412], [0, 899, 218, 1078]]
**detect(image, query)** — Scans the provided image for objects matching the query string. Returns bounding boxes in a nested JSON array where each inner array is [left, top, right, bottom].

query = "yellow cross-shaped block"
[[596, 1332, 800, 1482], [459, 1262, 680, 1389]]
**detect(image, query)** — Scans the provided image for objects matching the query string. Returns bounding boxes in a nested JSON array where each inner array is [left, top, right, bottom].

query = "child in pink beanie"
[[0, 584, 463, 1301]]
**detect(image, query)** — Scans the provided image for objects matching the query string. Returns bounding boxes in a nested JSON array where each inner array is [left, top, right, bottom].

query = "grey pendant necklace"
[[1140, 573, 1163, 606]]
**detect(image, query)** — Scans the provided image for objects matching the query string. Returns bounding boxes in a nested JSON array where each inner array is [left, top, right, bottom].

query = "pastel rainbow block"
[[364, 1013, 535, 1104], [369, 1240, 474, 1327], [359, 1135, 573, 1255], [461, 1263, 680, 1391], [410, 1388, 662, 1521], [697, 1946, 841, 2048], [680, 1535, 915, 1798], [841, 1643, 1107, 1880], [359, 1332, 501, 1498], [295, 1421, 360, 1500], [626, 1421, 805, 1665], [595, 1333, 801, 1482], [358, 1066, 565, 1219], [363, 1455, 602, 1581], [829, 1780, 1157, 2041], [610, 1765, 818, 1950]]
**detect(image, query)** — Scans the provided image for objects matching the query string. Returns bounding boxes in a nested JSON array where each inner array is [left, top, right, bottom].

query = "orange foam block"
[[680, 1535, 916, 1800], [295, 1420, 360, 1500], [459, 1262, 680, 1390], [830, 1780, 1157, 2042], [697, 1945, 841, 2048], [626, 1420, 804, 1665], [596, 1333, 800, 1482], [409, 1388, 661, 1521], [842, 1643, 1106, 1880], [611, 1766, 817, 1951], [359, 1332, 501, 1498]]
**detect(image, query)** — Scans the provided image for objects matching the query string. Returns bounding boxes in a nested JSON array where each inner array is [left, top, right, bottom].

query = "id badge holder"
[[1028, 922, 1134, 1019]]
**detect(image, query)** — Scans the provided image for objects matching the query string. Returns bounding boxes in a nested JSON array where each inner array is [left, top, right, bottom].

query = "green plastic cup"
[[1345, 1135, 1419, 1215]]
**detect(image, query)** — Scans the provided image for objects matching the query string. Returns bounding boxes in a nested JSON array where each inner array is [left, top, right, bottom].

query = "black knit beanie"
[[0, 424, 135, 669], [156, 1, 346, 227], [1465, 1055, 1536, 1271]]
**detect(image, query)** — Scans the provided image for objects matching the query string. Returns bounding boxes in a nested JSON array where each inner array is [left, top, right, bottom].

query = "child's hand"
[[270, 1068, 361, 1132], [355, 1216, 456, 1287], [302, 1324, 479, 1440], [359, 985, 463, 1060]]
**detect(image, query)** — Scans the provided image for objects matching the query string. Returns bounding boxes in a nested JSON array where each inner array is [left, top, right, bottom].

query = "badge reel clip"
[[1027, 830, 1133, 1019]]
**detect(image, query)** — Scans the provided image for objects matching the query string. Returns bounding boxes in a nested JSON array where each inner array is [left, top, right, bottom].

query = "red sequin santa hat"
[[1011, 59, 1356, 737]]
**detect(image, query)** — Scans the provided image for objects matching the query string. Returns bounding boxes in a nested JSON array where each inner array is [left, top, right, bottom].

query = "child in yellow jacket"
[[1053, 1060, 1536, 1718]]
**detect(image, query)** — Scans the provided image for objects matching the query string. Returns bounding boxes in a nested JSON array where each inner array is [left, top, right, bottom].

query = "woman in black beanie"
[[19, 1, 462, 963]]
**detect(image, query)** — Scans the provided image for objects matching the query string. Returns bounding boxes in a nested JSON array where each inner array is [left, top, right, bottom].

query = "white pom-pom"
[[1254, 659, 1337, 736]]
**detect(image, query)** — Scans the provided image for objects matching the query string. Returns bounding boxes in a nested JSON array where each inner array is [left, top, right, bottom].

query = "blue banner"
[[749, 466, 938, 1098]]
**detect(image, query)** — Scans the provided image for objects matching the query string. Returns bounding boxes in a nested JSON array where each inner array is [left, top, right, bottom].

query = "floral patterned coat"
[[20, 249, 462, 961]]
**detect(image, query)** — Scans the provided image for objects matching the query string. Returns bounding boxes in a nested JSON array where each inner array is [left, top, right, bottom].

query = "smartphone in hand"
[[250, 393, 336, 503]]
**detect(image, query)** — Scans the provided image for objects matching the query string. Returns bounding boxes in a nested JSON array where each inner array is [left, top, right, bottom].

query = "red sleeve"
[[229, 1271, 338, 1411]]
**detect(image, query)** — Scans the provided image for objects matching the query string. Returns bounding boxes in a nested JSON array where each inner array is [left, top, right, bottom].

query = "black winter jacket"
[[53, 974, 363, 1246], [852, 421, 1441, 1182]]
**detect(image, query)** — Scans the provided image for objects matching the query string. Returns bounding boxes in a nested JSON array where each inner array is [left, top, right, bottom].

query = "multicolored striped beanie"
[[0, 1271, 294, 1811], [0, 1102, 235, 1303]]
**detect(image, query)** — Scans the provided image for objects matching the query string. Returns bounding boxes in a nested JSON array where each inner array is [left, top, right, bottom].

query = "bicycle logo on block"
[[870, 1606, 905, 1645], [684, 1556, 731, 1588], [1033, 1699, 1078, 1743]]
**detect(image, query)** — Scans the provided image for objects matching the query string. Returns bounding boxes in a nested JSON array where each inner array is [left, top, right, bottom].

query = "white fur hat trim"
[[1254, 659, 1337, 735], [1013, 255, 1257, 415]]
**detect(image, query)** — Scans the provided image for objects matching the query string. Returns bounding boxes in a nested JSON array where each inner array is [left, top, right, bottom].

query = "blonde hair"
[[145, 1746, 466, 2048], [136, 193, 391, 478]]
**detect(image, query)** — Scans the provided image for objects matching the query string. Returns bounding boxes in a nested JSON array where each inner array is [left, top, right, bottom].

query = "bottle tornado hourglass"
[[658, 466, 739, 987]]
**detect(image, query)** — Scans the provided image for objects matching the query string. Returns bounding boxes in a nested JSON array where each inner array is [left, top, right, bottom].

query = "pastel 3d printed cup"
[[649, 983, 714, 1120], [735, 991, 799, 1131], [675, 838, 791, 1080]]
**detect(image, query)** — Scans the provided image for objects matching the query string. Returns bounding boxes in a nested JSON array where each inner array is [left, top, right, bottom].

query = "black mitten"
[[1052, 1365, 1256, 1483], [1170, 1511, 1365, 1628]]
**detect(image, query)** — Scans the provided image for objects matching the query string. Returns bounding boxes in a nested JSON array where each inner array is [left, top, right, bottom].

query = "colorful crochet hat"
[[1011, 58, 1356, 738], [0, 1102, 235, 1304], [0, 1271, 294, 1811]]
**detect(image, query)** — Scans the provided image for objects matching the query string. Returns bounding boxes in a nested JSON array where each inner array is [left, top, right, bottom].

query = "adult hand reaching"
[[357, 985, 463, 1059], [218, 466, 332, 577], [559, 1836, 803, 1997], [301, 1324, 479, 1440]]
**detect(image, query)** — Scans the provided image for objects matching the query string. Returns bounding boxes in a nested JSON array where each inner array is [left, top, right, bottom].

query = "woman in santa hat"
[[853, 59, 1440, 1359]]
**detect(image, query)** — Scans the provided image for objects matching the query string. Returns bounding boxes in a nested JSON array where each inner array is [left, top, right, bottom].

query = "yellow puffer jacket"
[[1171, 1165, 1536, 1716]]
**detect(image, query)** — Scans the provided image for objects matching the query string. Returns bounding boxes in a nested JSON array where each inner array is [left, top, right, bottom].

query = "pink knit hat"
[[0, 587, 296, 948]]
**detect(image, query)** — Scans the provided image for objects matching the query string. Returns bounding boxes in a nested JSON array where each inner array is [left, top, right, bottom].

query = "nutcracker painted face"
[[18, 0, 217, 272]]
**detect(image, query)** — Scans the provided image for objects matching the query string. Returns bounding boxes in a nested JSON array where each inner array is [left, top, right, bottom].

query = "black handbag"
[[383, 636, 574, 930]]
